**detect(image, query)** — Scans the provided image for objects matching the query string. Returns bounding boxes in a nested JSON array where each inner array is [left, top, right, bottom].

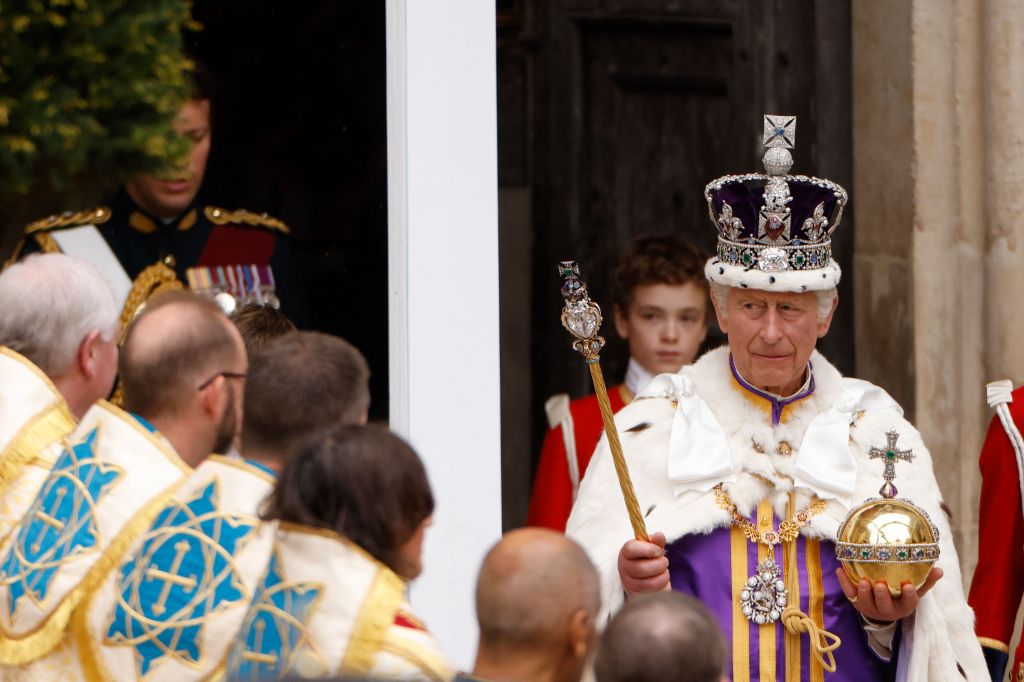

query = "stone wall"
[[853, 0, 1024, 594]]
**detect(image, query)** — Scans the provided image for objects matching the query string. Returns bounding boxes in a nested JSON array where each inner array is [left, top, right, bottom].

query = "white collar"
[[625, 358, 656, 395]]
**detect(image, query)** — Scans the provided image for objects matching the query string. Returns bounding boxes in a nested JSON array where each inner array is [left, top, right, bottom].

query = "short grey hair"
[[0, 254, 119, 375], [710, 281, 837, 323]]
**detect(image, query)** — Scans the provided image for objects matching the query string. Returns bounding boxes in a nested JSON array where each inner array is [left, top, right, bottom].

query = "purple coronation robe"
[[667, 513, 895, 681]]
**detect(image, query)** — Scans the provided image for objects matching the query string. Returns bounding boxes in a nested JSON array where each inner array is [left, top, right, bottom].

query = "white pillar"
[[386, 0, 502, 670]]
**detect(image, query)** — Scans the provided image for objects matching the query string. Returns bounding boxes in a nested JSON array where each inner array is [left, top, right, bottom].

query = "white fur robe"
[[565, 347, 986, 682]]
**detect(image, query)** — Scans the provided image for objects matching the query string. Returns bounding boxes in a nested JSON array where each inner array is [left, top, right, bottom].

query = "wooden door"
[[499, 0, 853, 526]]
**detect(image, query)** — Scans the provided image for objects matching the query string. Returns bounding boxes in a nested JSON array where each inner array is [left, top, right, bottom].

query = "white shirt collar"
[[625, 358, 656, 396]]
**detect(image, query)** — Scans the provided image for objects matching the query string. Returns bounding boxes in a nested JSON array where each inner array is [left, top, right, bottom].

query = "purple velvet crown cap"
[[710, 179, 843, 244]]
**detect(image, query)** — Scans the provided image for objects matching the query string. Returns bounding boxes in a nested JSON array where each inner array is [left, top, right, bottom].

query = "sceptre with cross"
[[557, 261, 649, 541], [868, 429, 914, 499]]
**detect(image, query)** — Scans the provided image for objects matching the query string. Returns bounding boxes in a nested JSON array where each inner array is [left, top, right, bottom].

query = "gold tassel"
[[782, 493, 841, 673], [781, 606, 841, 672]]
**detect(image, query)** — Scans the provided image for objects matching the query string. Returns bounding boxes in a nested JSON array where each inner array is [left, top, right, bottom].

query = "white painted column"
[[386, 0, 502, 670]]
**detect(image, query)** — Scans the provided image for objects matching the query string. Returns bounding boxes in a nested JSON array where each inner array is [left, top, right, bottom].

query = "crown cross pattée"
[[868, 430, 914, 499]]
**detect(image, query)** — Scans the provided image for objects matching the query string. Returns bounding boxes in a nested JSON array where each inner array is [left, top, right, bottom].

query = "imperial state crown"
[[704, 114, 848, 293], [835, 430, 940, 597]]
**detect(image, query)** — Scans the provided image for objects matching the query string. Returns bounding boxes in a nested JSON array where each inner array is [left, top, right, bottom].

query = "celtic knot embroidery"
[[104, 479, 256, 676], [0, 427, 122, 615], [225, 552, 324, 678]]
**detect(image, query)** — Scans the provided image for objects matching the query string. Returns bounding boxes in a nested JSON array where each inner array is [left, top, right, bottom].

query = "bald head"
[[120, 291, 245, 420], [594, 592, 725, 682], [476, 528, 599, 653]]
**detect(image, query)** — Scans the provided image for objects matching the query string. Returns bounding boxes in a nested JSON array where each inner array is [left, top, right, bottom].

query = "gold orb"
[[835, 498, 939, 597]]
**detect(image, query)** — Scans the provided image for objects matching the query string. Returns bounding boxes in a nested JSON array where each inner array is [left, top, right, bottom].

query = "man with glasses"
[[72, 330, 372, 680], [0, 290, 248, 676]]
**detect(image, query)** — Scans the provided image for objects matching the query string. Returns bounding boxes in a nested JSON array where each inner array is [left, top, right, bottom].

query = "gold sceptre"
[[558, 261, 649, 542]]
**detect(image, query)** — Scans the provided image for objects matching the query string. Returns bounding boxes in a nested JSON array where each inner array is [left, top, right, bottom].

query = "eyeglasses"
[[197, 371, 247, 390]]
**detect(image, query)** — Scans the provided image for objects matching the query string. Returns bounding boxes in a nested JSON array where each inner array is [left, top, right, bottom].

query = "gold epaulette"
[[25, 207, 111, 234], [204, 206, 290, 234]]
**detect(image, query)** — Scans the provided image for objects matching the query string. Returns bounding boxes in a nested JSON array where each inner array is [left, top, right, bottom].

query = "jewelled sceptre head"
[[835, 430, 940, 596], [558, 261, 649, 541]]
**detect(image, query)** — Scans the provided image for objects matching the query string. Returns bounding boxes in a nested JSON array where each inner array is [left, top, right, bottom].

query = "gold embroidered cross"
[[241, 619, 279, 666], [147, 540, 197, 615], [32, 487, 67, 554]]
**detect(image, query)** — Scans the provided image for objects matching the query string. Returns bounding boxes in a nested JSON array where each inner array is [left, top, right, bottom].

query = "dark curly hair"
[[264, 424, 434, 576], [611, 236, 708, 314]]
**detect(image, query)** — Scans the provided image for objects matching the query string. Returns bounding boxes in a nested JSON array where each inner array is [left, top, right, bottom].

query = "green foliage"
[[0, 0, 195, 195]]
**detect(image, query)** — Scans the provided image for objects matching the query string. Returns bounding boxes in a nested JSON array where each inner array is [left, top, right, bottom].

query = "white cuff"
[[860, 615, 898, 661]]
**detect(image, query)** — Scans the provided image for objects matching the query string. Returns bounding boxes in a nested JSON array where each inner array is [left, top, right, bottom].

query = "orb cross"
[[868, 430, 914, 499]]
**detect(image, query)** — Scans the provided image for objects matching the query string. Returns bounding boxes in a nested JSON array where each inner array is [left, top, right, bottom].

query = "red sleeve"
[[526, 387, 629, 532], [526, 425, 574, 531], [968, 404, 1024, 650]]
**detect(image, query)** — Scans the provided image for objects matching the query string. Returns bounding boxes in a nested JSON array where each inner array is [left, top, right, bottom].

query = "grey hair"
[[709, 281, 837, 322], [0, 254, 119, 375]]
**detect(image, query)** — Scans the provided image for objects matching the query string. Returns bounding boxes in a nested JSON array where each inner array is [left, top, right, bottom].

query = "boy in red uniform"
[[968, 380, 1024, 682], [527, 236, 709, 531]]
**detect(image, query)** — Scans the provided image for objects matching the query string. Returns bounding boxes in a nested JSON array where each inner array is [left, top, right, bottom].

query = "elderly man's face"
[[713, 288, 836, 396]]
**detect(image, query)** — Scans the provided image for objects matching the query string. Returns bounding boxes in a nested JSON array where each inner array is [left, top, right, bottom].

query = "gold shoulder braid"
[[3, 207, 113, 267], [25, 207, 111, 234], [204, 206, 290, 234], [714, 484, 841, 672]]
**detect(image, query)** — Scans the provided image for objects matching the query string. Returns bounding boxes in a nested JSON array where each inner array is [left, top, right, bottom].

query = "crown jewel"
[[705, 115, 848, 277], [835, 430, 940, 597]]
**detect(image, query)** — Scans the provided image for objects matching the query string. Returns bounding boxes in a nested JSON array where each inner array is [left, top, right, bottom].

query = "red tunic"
[[968, 386, 1024, 682], [526, 384, 630, 531]]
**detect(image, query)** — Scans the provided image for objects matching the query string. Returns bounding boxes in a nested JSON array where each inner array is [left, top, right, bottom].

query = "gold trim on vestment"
[[340, 564, 408, 676], [205, 454, 276, 485], [0, 400, 74, 496], [95, 401, 190, 474], [783, 496, 801, 680], [807, 538, 825, 682], [618, 384, 633, 406], [376, 635, 451, 682], [0, 401, 190, 663], [76, 467, 269, 681], [0, 349, 76, 493], [977, 636, 1009, 653], [0, 347, 66, 400], [730, 525, 750, 680], [0, 479, 189, 664]]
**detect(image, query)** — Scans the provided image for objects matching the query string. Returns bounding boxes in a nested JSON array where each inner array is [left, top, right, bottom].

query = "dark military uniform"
[[10, 189, 306, 324]]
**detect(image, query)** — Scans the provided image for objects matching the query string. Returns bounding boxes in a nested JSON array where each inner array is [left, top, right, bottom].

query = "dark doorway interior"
[[191, 1, 389, 421], [498, 0, 853, 528]]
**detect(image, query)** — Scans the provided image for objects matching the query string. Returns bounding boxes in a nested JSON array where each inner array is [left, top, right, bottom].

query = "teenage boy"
[[527, 236, 709, 531]]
